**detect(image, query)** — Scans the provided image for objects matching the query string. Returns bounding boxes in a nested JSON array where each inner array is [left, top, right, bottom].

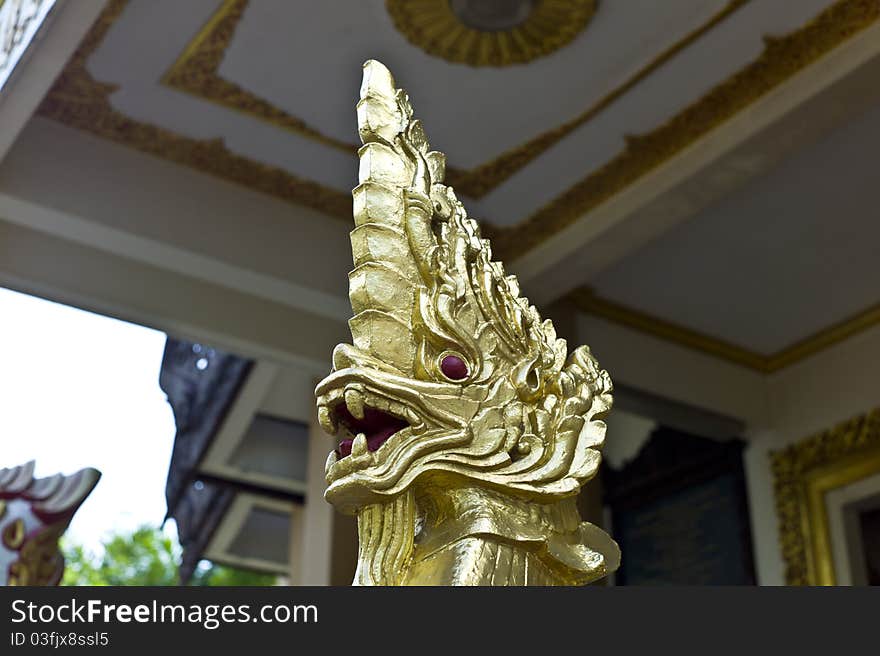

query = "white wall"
[[602, 411, 656, 470], [577, 313, 769, 426]]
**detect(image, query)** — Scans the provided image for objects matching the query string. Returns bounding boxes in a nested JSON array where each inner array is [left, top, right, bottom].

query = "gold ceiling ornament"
[[771, 408, 880, 585], [315, 60, 619, 585], [385, 0, 597, 68], [570, 289, 880, 374], [35, 0, 351, 221]]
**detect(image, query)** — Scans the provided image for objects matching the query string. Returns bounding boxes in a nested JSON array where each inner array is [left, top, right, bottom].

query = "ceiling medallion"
[[386, 0, 597, 67]]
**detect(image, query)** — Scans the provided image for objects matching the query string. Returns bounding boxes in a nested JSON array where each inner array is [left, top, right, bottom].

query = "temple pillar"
[[297, 401, 334, 584]]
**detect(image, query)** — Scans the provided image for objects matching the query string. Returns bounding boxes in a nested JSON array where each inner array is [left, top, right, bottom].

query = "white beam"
[[0, 118, 354, 323], [0, 190, 351, 323], [299, 394, 334, 585], [0, 219, 347, 370]]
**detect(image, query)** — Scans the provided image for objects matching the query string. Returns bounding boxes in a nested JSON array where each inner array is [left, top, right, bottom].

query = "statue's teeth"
[[325, 450, 338, 476], [352, 433, 368, 457], [345, 389, 365, 420], [318, 405, 337, 434]]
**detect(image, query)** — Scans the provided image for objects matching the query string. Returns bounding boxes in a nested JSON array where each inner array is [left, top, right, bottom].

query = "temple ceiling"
[[24, 0, 880, 373], [38, 0, 876, 246]]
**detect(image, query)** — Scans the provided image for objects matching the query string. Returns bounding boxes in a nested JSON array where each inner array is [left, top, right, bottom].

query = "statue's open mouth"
[[315, 349, 473, 490], [333, 403, 410, 458], [316, 375, 431, 484]]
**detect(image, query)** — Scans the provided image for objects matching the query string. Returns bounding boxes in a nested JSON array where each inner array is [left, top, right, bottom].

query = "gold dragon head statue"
[[316, 61, 618, 585]]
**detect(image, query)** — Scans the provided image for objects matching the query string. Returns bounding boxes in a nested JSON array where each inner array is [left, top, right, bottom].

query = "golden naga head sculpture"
[[315, 61, 619, 585]]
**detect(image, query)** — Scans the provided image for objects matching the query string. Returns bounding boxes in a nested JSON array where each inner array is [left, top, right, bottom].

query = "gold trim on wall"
[[570, 289, 880, 374], [385, 0, 596, 67], [771, 408, 880, 585], [570, 288, 768, 371], [764, 302, 880, 372]]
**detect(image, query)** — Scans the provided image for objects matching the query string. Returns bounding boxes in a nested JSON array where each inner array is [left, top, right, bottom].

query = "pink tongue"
[[334, 405, 409, 458], [336, 430, 399, 458]]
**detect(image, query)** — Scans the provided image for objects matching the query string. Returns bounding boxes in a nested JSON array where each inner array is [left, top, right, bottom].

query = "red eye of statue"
[[440, 354, 468, 380]]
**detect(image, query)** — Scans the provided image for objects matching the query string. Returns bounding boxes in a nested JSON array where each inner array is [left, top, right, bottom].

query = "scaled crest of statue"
[[315, 60, 619, 586]]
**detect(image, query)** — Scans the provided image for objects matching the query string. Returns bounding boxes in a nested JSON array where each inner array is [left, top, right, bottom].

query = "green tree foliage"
[[61, 524, 277, 586]]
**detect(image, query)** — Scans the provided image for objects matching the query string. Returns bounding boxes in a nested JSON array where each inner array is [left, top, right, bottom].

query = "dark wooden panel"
[[604, 427, 756, 585]]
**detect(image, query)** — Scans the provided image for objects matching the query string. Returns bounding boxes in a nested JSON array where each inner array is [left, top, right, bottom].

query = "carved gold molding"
[[35, 0, 351, 220], [771, 408, 880, 585], [385, 0, 596, 67], [570, 289, 880, 374]]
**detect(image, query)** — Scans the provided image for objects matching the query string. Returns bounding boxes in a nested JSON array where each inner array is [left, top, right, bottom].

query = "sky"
[[0, 286, 177, 552]]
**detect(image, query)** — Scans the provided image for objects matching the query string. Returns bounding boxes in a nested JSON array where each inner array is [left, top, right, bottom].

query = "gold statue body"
[[315, 61, 619, 585]]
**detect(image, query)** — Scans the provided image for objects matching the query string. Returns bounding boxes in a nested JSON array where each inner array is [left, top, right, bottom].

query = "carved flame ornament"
[[0, 461, 101, 586], [315, 61, 618, 585]]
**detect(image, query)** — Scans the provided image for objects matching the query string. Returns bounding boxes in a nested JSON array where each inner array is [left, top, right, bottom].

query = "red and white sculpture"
[[0, 461, 100, 585]]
